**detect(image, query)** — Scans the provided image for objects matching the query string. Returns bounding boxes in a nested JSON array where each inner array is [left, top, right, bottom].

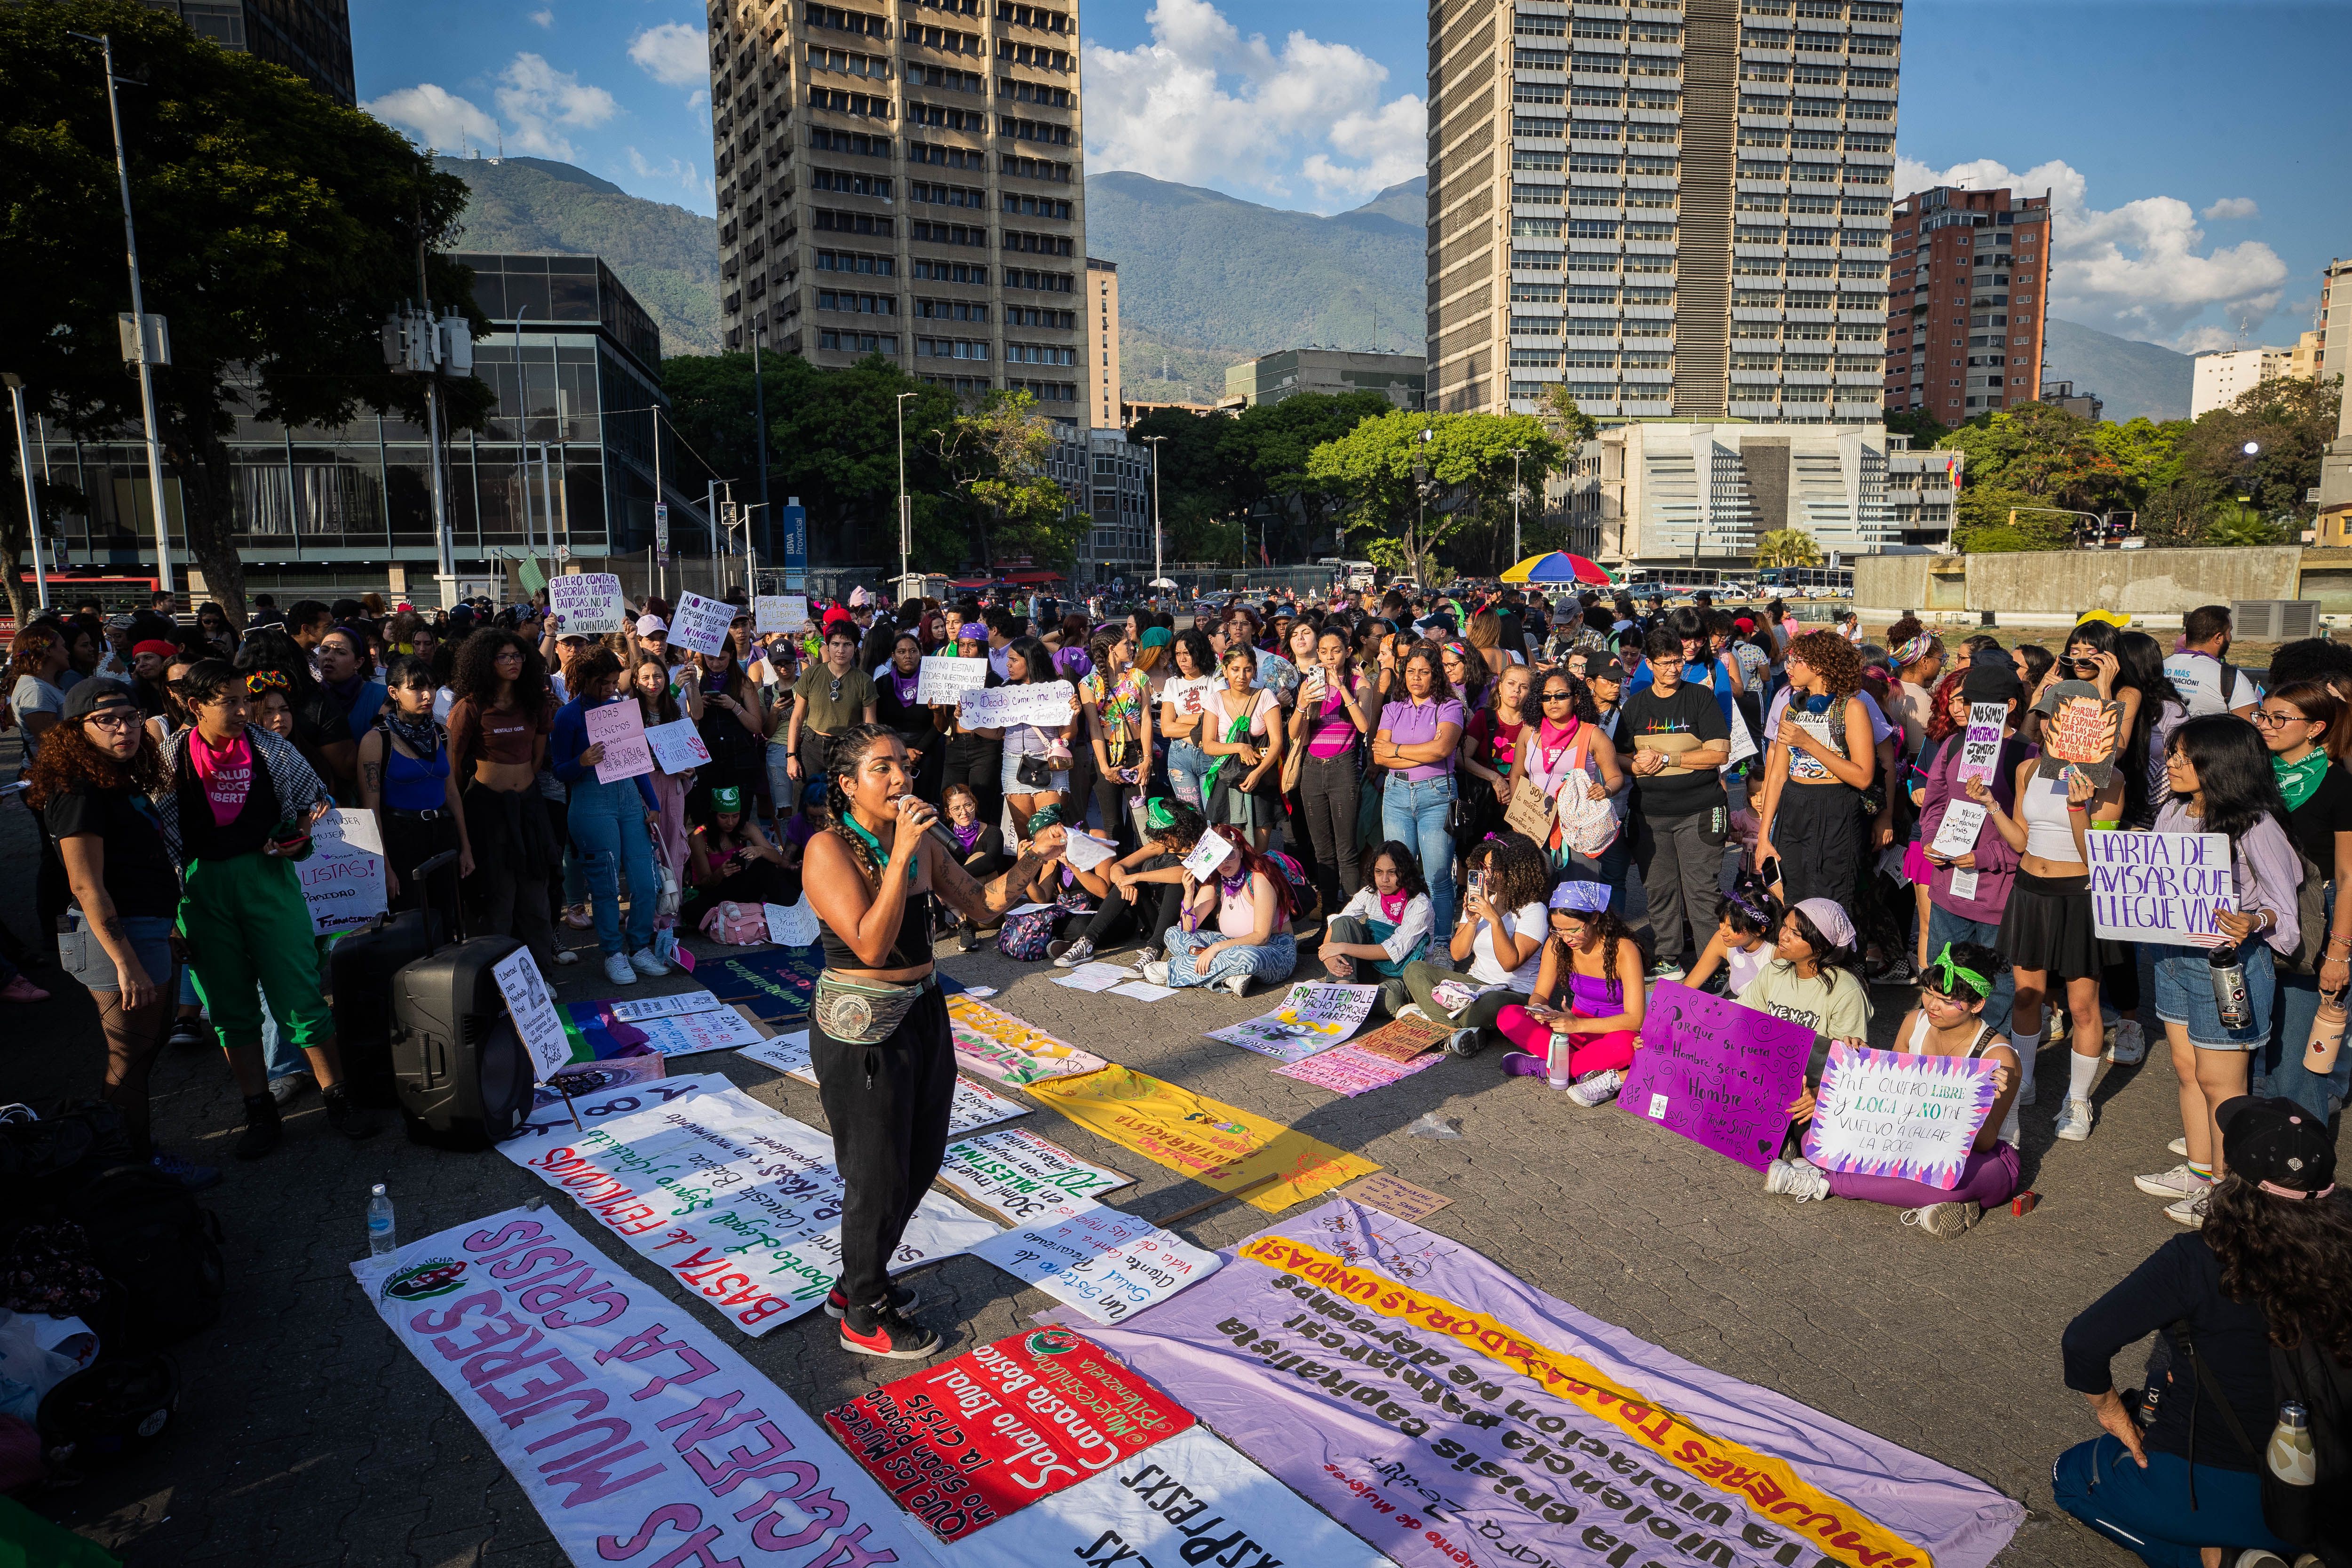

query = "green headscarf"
[[1025, 804, 1064, 836], [711, 785, 743, 814], [1928, 943, 1991, 1002], [2275, 747, 2331, 813]]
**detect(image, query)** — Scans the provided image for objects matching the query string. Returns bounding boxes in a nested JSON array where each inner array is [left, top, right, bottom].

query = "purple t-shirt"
[[1379, 697, 1465, 782]]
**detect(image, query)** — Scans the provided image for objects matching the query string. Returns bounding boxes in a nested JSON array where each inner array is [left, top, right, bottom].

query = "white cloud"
[[529, 7, 552, 27], [363, 82, 501, 154], [1896, 154, 2287, 348], [625, 145, 715, 205], [630, 21, 710, 89], [2201, 196, 2259, 221], [1081, 0, 1426, 212], [494, 52, 619, 160]]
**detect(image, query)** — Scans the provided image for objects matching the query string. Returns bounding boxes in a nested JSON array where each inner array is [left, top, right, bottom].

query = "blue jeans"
[[2259, 882, 2351, 1121], [1383, 772, 1459, 932], [568, 774, 658, 956], [2052, 1436, 2288, 1568], [1163, 928, 1298, 989], [1925, 903, 2015, 1040], [1167, 739, 1212, 809]]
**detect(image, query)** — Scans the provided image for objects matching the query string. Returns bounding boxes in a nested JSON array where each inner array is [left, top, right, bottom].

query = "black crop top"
[[819, 886, 937, 971]]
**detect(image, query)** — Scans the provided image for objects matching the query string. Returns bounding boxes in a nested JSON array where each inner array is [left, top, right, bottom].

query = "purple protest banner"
[[1616, 979, 1813, 1170], [1080, 1198, 2024, 1568], [1804, 1043, 2002, 1190]]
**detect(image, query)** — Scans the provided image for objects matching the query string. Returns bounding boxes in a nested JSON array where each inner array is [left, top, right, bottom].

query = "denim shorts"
[[58, 913, 176, 995], [2153, 942, 2273, 1051], [1000, 750, 1069, 796]]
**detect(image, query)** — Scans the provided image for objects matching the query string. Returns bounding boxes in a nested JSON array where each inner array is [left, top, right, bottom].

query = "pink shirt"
[[189, 730, 253, 828], [1217, 872, 1268, 937]]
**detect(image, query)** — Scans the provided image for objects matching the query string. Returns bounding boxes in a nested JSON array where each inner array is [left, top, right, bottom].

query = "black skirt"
[[1996, 870, 2124, 982]]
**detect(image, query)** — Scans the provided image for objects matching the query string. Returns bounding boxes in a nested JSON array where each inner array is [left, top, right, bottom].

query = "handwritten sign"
[[738, 1029, 1034, 1134], [607, 988, 723, 1023], [1347, 1014, 1450, 1063], [300, 807, 387, 935], [1335, 1172, 1454, 1223], [935, 1128, 1134, 1222], [754, 594, 809, 634], [943, 995, 1107, 1084], [1617, 980, 1815, 1170], [545, 571, 624, 634], [1929, 800, 1987, 860], [626, 1008, 767, 1057], [584, 698, 653, 782], [1205, 981, 1381, 1063], [916, 655, 989, 705], [1955, 702, 2006, 787], [1804, 1043, 2001, 1191], [1181, 826, 1235, 881], [2088, 829, 2235, 944], [966, 1197, 1221, 1326], [764, 897, 819, 947], [1273, 1042, 1445, 1096], [2036, 681, 2118, 786], [958, 679, 1076, 729], [491, 945, 572, 1078], [643, 716, 710, 774], [668, 589, 736, 657]]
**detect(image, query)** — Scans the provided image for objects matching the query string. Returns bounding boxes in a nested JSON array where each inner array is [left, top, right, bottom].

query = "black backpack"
[[61, 1166, 225, 1351], [36, 1354, 181, 1467], [2174, 1323, 2352, 1567]]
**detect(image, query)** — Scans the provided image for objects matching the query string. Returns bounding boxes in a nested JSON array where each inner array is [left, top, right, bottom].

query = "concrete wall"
[[1858, 546, 2306, 628]]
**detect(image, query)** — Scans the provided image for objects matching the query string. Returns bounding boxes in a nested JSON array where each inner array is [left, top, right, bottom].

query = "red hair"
[[1923, 668, 1968, 744]]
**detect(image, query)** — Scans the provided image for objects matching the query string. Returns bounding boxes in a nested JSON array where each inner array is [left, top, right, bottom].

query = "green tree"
[[929, 390, 1078, 570], [1215, 391, 1393, 558], [1755, 529, 1823, 568], [2, 0, 493, 621], [1304, 411, 1562, 581], [1533, 384, 1598, 451]]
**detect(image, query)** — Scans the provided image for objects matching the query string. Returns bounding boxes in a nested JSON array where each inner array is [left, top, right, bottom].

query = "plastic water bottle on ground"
[[366, 1183, 397, 1257], [1546, 1039, 1568, 1091]]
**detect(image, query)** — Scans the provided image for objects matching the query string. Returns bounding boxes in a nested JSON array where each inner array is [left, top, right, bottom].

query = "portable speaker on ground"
[[390, 934, 532, 1150], [331, 907, 447, 1109]]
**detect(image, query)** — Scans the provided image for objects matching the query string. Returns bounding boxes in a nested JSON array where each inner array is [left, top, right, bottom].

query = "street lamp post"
[[895, 390, 917, 597], [1510, 446, 1526, 564], [752, 312, 772, 560], [1142, 434, 1167, 599], [513, 303, 535, 571], [2, 375, 52, 611]]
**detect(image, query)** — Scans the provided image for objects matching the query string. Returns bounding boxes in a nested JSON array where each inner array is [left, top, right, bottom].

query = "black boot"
[[320, 1083, 381, 1141], [234, 1093, 283, 1161]]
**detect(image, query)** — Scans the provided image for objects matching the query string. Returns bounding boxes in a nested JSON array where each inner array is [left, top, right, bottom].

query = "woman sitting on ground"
[[685, 784, 797, 921], [1736, 896, 1874, 1055], [1682, 874, 1781, 997], [1050, 796, 1200, 969], [1764, 940, 2022, 1239], [1494, 879, 1648, 1105], [934, 780, 1005, 951], [1319, 841, 1436, 1017], [1139, 821, 1298, 997], [1401, 831, 1552, 1057]]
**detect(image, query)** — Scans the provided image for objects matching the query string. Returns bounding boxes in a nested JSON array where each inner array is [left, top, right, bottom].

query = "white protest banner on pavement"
[[492, 946, 573, 1079], [1059, 828, 1116, 872], [966, 1196, 1220, 1326], [764, 898, 819, 947], [1929, 801, 1988, 860], [915, 655, 988, 706], [627, 1009, 767, 1058], [668, 589, 736, 657], [643, 716, 711, 775], [1205, 981, 1382, 1064], [585, 698, 654, 783], [942, 995, 1107, 1085], [1180, 826, 1235, 882], [1804, 1043, 2003, 1191], [936, 1128, 1134, 1222], [739, 1031, 1033, 1135], [1955, 703, 2007, 787], [355, 1207, 942, 1568], [754, 594, 810, 634], [504, 1071, 731, 1145], [544, 571, 624, 634], [957, 679, 1076, 729], [501, 1082, 1001, 1332], [300, 807, 387, 935], [607, 989, 724, 1023], [2088, 829, 2235, 944]]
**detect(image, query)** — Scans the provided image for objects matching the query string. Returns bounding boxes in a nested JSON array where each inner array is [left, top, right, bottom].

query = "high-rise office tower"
[[1427, 0, 1899, 422], [1883, 184, 2049, 420], [145, 0, 356, 104], [706, 0, 1086, 412], [1087, 256, 1121, 428]]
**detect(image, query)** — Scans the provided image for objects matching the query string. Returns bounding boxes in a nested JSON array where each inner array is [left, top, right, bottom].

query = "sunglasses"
[[1540, 690, 1577, 702]]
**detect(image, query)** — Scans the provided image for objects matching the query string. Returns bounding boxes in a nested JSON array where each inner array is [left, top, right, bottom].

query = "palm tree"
[[1755, 529, 1824, 568]]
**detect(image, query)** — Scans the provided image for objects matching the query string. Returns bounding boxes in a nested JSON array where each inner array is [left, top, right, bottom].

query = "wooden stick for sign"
[[557, 1082, 583, 1132], [1156, 1170, 1281, 1227]]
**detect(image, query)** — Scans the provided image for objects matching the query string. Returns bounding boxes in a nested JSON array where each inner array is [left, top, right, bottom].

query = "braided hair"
[[823, 722, 905, 882]]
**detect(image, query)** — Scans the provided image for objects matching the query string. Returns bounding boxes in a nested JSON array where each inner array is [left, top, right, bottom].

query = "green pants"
[[1403, 959, 1519, 1044], [179, 853, 332, 1053]]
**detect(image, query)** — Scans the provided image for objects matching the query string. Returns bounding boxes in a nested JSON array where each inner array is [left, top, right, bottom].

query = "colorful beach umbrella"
[[1499, 551, 1614, 586]]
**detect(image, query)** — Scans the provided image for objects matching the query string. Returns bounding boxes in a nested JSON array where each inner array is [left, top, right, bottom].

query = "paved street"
[[3, 781, 2175, 1568]]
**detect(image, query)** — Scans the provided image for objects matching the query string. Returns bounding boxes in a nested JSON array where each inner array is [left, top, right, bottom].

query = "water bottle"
[[1546, 1034, 1569, 1091], [366, 1183, 397, 1258], [2307, 994, 2348, 1076], [2268, 1401, 2316, 1486], [2207, 942, 2251, 1031]]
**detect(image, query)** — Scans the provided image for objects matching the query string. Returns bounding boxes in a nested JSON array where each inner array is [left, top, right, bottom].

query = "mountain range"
[[437, 155, 2196, 422]]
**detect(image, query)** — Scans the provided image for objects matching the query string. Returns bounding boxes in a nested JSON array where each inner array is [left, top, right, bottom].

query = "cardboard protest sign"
[[959, 679, 1076, 729], [1205, 981, 1381, 1063], [1955, 702, 2007, 787], [300, 808, 387, 935], [1347, 1014, 1450, 1063], [2035, 680, 2119, 786], [936, 1128, 1134, 1222], [584, 698, 653, 783], [2088, 829, 2235, 944], [1073, 1200, 2025, 1568], [491, 946, 573, 1078], [668, 589, 736, 657], [1617, 979, 1814, 1170], [1274, 1042, 1444, 1097], [1804, 1043, 2002, 1191], [944, 995, 1107, 1084], [916, 655, 989, 706], [1929, 800, 1988, 859], [643, 716, 711, 774], [357, 1208, 938, 1568], [966, 1196, 1221, 1325], [764, 897, 819, 947], [1335, 1172, 1454, 1222], [823, 1328, 1196, 1542], [544, 571, 623, 634], [754, 594, 810, 633]]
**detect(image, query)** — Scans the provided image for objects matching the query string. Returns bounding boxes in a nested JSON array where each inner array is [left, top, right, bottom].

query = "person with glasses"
[[1619, 625, 1732, 979], [2252, 682, 2352, 1125], [787, 625, 878, 796], [1375, 643, 1467, 932]]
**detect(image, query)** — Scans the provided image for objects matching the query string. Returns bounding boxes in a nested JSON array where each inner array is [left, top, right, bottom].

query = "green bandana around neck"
[[2275, 747, 2330, 813]]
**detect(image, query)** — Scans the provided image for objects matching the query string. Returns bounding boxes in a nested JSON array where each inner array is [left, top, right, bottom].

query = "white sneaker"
[[554, 948, 580, 966], [2018, 1078, 2038, 1107], [1140, 959, 1170, 987], [2054, 1097, 2094, 1141], [1764, 1157, 1831, 1202], [2165, 1193, 2207, 1228], [2169, 1136, 2189, 1157], [629, 948, 668, 977], [2229, 1548, 2291, 1568], [1565, 1069, 1623, 1108], [2134, 1162, 2211, 1199], [1395, 1003, 1430, 1022], [604, 952, 639, 987], [1900, 1200, 1981, 1239], [1221, 971, 1251, 998], [2106, 1019, 2146, 1065]]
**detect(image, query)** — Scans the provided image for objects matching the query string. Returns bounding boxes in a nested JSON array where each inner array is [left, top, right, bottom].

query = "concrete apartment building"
[[1087, 257, 1121, 428], [1883, 184, 2050, 419], [704, 0, 1086, 411], [144, 0, 355, 103], [2040, 379, 2102, 422], [1426, 0, 1899, 422], [1222, 350, 1429, 409], [2320, 258, 2352, 384], [2191, 345, 2294, 418]]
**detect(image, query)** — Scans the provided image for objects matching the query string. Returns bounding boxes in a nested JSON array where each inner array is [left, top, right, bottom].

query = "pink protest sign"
[[1616, 980, 1814, 1170], [1954, 701, 2006, 786], [584, 697, 653, 783], [1804, 1043, 2001, 1190]]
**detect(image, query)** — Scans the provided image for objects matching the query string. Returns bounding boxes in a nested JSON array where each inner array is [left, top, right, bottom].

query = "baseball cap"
[[636, 614, 667, 636], [1961, 662, 2022, 706], [2215, 1097, 2337, 1200], [63, 678, 138, 722], [131, 639, 179, 661], [1585, 658, 1627, 685]]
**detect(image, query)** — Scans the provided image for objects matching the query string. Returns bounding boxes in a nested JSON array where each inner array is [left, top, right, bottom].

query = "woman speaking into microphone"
[[802, 723, 1062, 1357]]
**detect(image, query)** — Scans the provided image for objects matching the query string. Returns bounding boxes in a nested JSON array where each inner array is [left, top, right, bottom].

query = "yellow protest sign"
[[1024, 1065, 1377, 1211]]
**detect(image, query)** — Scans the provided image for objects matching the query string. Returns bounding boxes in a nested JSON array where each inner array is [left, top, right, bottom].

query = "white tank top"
[[2018, 771, 2081, 862], [1726, 939, 1775, 995], [1905, 1014, 2019, 1148]]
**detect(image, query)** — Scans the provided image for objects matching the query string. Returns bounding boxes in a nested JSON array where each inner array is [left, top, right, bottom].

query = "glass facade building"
[[144, 0, 358, 105]]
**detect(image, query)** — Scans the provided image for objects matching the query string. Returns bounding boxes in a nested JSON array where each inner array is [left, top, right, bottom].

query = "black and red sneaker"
[[840, 1305, 941, 1360], [825, 1282, 921, 1321]]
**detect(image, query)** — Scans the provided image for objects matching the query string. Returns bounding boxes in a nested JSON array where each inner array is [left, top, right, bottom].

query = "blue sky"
[[355, 0, 2352, 350]]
